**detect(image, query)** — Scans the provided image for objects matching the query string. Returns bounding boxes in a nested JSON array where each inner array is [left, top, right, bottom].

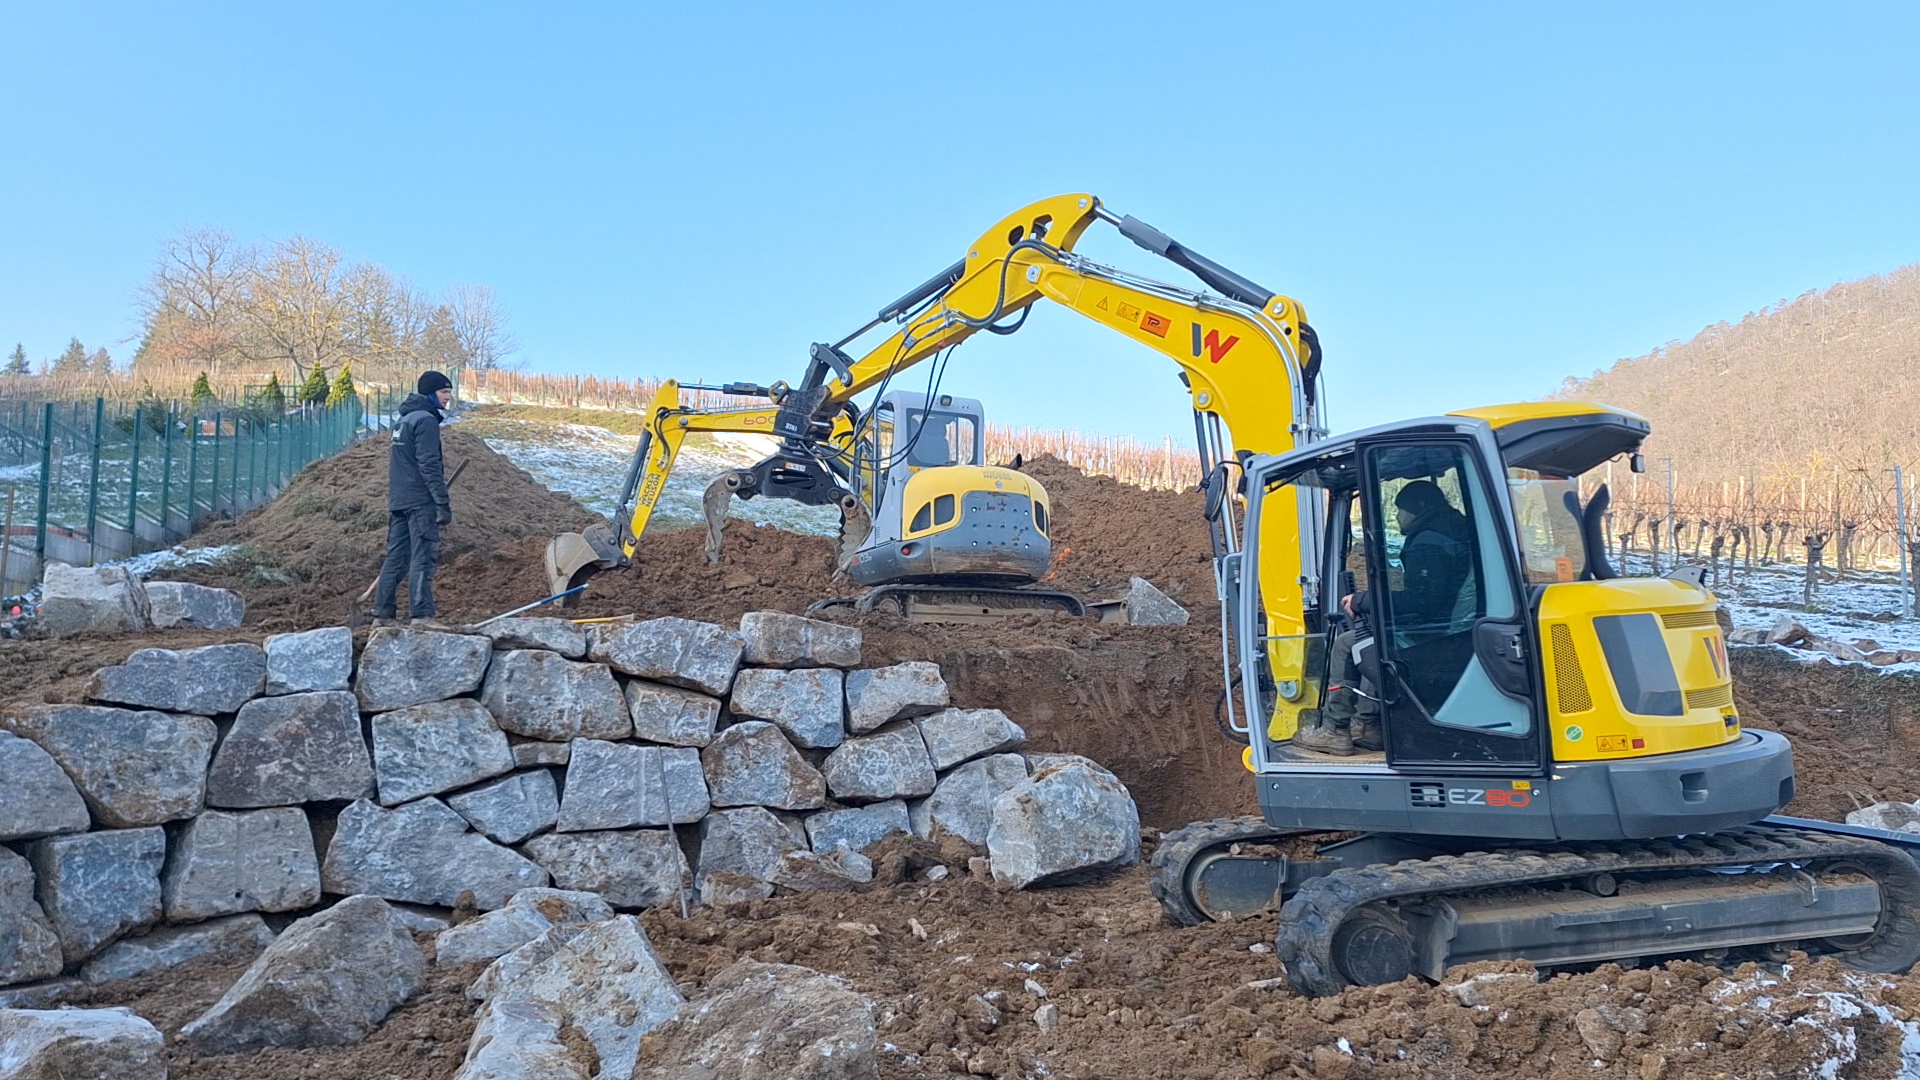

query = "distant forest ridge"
[[1552, 262, 1920, 525]]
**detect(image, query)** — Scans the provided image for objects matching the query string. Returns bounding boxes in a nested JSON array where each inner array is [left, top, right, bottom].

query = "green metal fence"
[[0, 390, 395, 597]]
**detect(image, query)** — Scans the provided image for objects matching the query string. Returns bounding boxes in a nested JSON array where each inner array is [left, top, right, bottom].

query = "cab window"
[[1507, 468, 1587, 585]]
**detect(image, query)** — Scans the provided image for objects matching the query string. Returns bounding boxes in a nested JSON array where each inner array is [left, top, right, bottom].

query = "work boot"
[[1352, 714, 1384, 752], [409, 617, 461, 632], [1292, 719, 1354, 756], [371, 616, 400, 629]]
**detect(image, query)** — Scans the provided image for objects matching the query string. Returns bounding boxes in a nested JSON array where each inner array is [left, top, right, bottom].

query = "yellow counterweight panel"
[[1536, 579, 1738, 763], [897, 466, 1047, 541]]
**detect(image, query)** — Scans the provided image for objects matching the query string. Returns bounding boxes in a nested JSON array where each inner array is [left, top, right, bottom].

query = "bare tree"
[[138, 228, 251, 370], [448, 283, 517, 371], [235, 236, 352, 380]]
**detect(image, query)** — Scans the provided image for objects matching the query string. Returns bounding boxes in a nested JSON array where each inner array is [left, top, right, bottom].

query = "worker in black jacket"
[[373, 371, 454, 626]]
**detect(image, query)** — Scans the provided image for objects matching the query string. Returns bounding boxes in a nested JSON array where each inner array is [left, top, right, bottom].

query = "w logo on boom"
[[1191, 323, 1240, 363]]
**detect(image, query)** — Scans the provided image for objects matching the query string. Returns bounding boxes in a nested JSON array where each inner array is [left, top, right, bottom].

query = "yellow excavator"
[[554, 192, 1920, 994]]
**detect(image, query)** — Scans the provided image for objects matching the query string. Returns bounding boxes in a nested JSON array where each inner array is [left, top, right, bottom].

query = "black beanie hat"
[[418, 371, 452, 395]]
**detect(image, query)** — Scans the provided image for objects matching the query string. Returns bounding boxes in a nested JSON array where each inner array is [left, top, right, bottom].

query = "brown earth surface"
[[14, 427, 1920, 1077]]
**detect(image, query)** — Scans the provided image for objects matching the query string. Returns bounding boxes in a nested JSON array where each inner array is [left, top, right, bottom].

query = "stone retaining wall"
[[0, 610, 1141, 1000]]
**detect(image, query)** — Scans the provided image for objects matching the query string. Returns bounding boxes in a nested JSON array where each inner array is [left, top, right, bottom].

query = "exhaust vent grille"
[[1686, 683, 1735, 710], [1549, 623, 1594, 714], [1661, 609, 1719, 629]]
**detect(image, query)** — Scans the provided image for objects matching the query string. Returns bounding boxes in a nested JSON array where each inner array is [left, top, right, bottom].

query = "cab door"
[[1358, 438, 1543, 768]]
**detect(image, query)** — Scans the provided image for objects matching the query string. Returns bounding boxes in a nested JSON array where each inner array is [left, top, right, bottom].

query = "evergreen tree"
[[87, 347, 112, 374], [52, 337, 87, 373], [298, 365, 329, 406], [4, 344, 27, 376], [258, 372, 287, 414], [325, 363, 358, 409], [189, 371, 219, 417]]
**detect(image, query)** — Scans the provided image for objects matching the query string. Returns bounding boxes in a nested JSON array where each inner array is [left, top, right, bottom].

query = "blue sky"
[[3, 2, 1917, 444]]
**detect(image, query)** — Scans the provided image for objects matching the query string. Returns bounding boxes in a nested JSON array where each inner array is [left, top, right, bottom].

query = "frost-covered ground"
[[455, 416, 841, 537]]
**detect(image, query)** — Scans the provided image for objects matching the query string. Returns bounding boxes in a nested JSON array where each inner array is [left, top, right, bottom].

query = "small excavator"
[[558, 193, 1920, 993]]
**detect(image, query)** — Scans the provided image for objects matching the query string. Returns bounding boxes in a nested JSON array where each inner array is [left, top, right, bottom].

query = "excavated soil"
[[17, 428, 1920, 1077]]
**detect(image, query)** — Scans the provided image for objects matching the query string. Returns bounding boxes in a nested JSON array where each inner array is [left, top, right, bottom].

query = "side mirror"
[[1203, 462, 1232, 521]]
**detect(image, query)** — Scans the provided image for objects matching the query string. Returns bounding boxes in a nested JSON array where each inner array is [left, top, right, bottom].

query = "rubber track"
[[1277, 824, 1920, 997], [1149, 816, 1308, 926]]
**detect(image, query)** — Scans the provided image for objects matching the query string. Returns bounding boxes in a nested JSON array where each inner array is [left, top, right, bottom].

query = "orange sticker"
[[1555, 556, 1575, 582], [1140, 311, 1171, 337]]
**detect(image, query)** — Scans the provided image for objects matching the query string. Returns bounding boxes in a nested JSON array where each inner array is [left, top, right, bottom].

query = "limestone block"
[[522, 830, 689, 910], [700, 721, 826, 811], [624, 681, 721, 747], [320, 798, 549, 911], [805, 799, 911, 855], [0, 1006, 166, 1078], [915, 707, 1026, 771], [1846, 801, 1920, 833], [0, 848, 62, 988], [557, 740, 708, 831], [510, 740, 570, 768], [82, 913, 274, 985], [695, 807, 807, 895], [588, 617, 742, 696], [634, 960, 877, 1080], [769, 845, 874, 892], [697, 872, 774, 907], [738, 610, 862, 668], [820, 725, 936, 804], [479, 649, 630, 741], [146, 580, 246, 629], [729, 667, 845, 749], [482, 616, 588, 659], [447, 770, 560, 845], [0, 704, 214, 828], [844, 661, 949, 734], [85, 642, 265, 714], [468, 923, 587, 1004], [1123, 576, 1189, 626], [27, 827, 166, 963], [0, 977, 82, 1009], [264, 626, 353, 694], [180, 894, 425, 1052], [36, 562, 149, 636], [909, 753, 1029, 846], [354, 627, 492, 712], [371, 698, 515, 806], [452, 998, 589, 1080], [206, 691, 374, 807], [0, 730, 89, 840], [478, 916, 684, 1080], [162, 807, 321, 921], [987, 760, 1141, 889], [433, 888, 613, 965]]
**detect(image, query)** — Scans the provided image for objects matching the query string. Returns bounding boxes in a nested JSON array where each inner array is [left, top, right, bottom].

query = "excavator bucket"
[[543, 522, 622, 602]]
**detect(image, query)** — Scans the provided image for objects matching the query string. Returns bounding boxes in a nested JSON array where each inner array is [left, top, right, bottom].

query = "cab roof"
[[1452, 402, 1649, 477]]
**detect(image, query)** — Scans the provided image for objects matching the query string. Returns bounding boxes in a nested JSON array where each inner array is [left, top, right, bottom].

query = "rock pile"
[[35, 561, 245, 636], [1728, 615, 1920, 666], [0, 609, 1141, 1009]]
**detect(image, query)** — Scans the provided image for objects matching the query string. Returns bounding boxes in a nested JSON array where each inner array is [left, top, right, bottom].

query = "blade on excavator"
[[543, 523, 621, 601]]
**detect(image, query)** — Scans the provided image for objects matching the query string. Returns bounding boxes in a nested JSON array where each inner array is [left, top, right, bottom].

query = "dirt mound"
[[1730, 647, 1920, 821]]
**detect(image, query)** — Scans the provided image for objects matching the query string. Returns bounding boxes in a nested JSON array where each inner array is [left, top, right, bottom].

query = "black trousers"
[[373, 506, 440, 619]]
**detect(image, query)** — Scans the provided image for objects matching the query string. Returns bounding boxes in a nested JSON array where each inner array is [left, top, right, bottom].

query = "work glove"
[[435, 504, 453, 526]]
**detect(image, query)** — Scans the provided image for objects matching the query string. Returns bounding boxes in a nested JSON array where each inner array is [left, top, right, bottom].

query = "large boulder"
[[0, 730, 89, 840], [700, 722, 827, 810], [0, 1007, 166, 1078], [522, 830, 689, 910], [987, 759, 1140, 889], [909, 754, 1029, 846], [915, 707, 1026, 771], [1121, 576, 1189, 626], [320, 798, 549, 910], [624, 681, 722, 747], [805, 800, 911, 855], [452, 999, 589, 1080], [81, 913, 274, 985], [447, 770, 560, 845], [263, 626, 353, 695], [820, 725, 937, 804], [588, 617, 742, 696], [145, 580, 246, 629], [28, 827, 166, 963], [769, 846, 874, 892], [206, 691, 374, 807], [695, 807, 808, 898], [634, 960, 878, 1080], [738, 611, 862, 668], [36, 562, 149, 636], [482, 616, 588, 659], [162, 807, 322, 921], [0, 704, 214, 828], [479, 650, 630, 741], [0, 848, 63, 987], [85, 643, 265, 714], [434, 888, 613, 965], [475, 915, 684, 1080], [180, 894, 425, 1052], [729, 668, 845, 749], [370, 699, 515, 806], [468, 924, 587, 1004], [557, 739, 709, 831], [354, 627, 492, 712], [510, 740, 570, 768], [844, 661, 949, 734]]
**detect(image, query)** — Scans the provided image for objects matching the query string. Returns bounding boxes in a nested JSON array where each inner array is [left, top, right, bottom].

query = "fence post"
[[160, 412, 175, 534], [231, 419, 241, 509], [84, 397, 104, 555], [126, 408, 142, 534], [1898, 465, 1910, 617], [34, 403, 53, 562]]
